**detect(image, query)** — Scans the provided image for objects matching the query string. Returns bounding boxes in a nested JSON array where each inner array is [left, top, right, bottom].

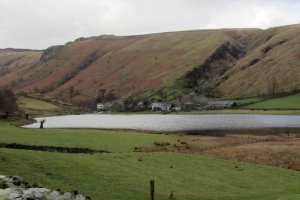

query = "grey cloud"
[[0, 0, 299, 49]]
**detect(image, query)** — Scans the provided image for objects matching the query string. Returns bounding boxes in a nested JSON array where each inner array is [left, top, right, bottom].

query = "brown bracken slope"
[[0, 24, 299, 102]]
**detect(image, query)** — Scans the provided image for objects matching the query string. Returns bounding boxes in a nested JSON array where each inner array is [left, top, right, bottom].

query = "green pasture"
[[246, 93, 300, 109], [0, 119, 300, 200], [0, 120, 175, 153], [0, 149, 299, 200], [17, 96, 59, 111]]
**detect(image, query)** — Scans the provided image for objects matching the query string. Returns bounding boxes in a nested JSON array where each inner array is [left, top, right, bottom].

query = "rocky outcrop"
[[184, 41, 246, 97], [39, 45, 64, 62], [0, 176, 90, 200]]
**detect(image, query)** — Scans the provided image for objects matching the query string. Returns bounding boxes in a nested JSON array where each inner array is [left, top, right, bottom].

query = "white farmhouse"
[[97, 103, 105, 110]]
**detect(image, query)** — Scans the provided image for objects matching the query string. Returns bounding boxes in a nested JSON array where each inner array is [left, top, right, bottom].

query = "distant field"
[[0, 119, 300, 199], [246, 93, 300, 109], [186, 109, 300, 115], [17, 95, 59, 111]]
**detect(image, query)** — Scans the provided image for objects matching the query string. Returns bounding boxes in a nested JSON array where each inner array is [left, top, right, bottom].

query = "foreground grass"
[[0, 119, 300, 199], [246, 93, 300, 109], [0, 149, 299, 200], [0, 120, 176, 152]]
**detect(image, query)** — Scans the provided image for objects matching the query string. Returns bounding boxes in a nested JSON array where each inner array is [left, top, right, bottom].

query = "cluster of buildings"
[[96, 100, 238, 112]]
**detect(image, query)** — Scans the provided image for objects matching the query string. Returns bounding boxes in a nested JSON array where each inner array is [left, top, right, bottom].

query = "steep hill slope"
[[218, 24, 300, 97], [0, 49, 42, 88], [0, 24, 299, 103]]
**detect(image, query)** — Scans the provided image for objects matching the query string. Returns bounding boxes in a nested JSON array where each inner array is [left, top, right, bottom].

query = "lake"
[[23, 114, 300, 132]]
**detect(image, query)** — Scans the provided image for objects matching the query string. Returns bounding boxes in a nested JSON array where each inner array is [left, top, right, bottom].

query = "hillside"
[[218, 24, 300, 97], [0, 24, 299, 103], [0, 49, 42, 88]]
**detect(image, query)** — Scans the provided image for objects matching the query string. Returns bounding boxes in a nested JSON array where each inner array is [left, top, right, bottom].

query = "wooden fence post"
[[150, 180, 155, 200]]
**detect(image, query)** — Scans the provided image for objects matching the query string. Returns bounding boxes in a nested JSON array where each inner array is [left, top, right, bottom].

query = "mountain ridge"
[[0, 24, 299, 103]]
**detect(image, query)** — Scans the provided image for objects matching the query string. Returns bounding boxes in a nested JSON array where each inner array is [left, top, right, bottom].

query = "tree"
[[104, 90, 118, 102], [0, 89, 17, 118], [98, 89, 107, 98], [268, 77, 279, 96], [96, 88, 107, 103], [122, 95, 149, 111], [111, 101, 124, 112], [68, 86, 79, 102], [159, 91, 167, 101], [69, 86, 75, 102]]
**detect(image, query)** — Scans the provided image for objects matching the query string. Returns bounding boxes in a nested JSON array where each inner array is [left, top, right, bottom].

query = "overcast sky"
[[0, 0, 300, 49]]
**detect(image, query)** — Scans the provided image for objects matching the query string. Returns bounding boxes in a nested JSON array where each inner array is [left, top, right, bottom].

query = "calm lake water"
[[23, 114, 300, 132]]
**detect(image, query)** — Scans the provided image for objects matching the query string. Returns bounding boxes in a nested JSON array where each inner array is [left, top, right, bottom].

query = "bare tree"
[[0, 89, 17, 119]]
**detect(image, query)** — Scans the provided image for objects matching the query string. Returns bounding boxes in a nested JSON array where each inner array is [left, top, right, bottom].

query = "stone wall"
[[0, 175, 90, 200]]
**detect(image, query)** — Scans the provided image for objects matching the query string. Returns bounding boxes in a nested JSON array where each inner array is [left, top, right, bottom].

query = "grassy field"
[[17, 95, 60, 114], [16, 94, 91, 116], [183, 109, 300, 115], [0, 120, 176, 153], [1, 149, 300, 200], [0, 119, 300, 200], [246, 93, 300, 109]]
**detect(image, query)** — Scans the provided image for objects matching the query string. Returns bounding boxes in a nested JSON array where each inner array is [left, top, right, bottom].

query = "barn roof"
[[152, 102, 170, 107], [208, 101, 237, 106]]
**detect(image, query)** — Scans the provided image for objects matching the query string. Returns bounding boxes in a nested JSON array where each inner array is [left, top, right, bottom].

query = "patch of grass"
[[0, 180, 6, 189], [145, 87, 182, 102], [246, 93, 300, 109], [0, 149, 299, 200], [234, 97, 263, 104], [17, 96, 59, 111], [0, 119, 176, 153], [180, 109, 300, 115], [271, 194, 300, 200]]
